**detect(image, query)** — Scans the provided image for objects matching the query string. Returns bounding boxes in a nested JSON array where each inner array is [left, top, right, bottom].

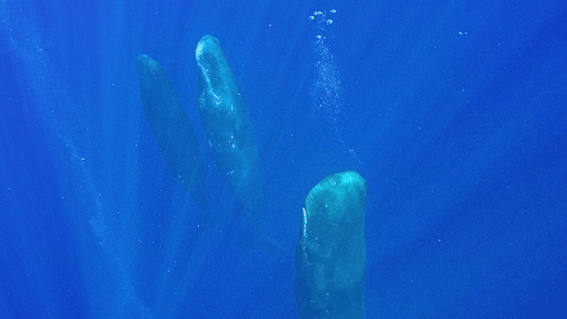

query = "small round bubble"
[[326, 19, 333, 25], [330, 9, 336, 14]]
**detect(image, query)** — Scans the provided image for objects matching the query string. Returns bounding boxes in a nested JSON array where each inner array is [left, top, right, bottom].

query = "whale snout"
[[136, 54, 161, 84]]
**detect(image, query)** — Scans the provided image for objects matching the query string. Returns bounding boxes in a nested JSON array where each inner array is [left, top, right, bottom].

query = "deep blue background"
[[1, 0, 567, 318]]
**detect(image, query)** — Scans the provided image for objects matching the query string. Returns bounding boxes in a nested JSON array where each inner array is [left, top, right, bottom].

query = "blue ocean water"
[[1, 0, 566, 318]]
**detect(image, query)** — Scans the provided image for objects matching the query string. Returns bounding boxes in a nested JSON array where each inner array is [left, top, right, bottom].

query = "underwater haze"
[[1, 0, 567, 318]]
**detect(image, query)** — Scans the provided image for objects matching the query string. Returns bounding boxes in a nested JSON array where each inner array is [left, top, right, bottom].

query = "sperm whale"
[[136, 54, 210, 219]]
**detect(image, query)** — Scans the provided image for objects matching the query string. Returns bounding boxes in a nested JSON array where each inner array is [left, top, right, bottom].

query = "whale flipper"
[[295, 171, 367, 319], [195, 35, 284, 253], [136, 54, 210, 220]]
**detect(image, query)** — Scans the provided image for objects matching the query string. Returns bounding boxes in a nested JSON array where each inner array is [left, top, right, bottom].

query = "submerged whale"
[[195, 35, 264, 228], [295, 171, 367, 319], [195, 35, 287, 254], [136, 54, 210, 219]]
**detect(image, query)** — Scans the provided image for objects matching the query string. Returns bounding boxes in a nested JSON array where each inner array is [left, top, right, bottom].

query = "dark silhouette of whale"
[[136, 54, 210, 220]]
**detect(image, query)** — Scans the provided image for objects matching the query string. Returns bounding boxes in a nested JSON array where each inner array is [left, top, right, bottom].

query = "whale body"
[[195, 35, 264, 229], [295, 171, 367, 319], [136, 54, 210, 219]]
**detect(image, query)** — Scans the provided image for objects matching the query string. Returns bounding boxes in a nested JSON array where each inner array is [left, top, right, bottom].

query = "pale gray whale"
[[195, 35, 263, 227], [195, 35, 286, 254], [295, 171, 367, 319]]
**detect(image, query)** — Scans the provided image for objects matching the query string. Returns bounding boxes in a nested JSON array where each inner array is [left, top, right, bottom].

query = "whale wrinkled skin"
[[136, 54, 210, 219], [295, 171, 367, 319], [195, 35, 263, 228]]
